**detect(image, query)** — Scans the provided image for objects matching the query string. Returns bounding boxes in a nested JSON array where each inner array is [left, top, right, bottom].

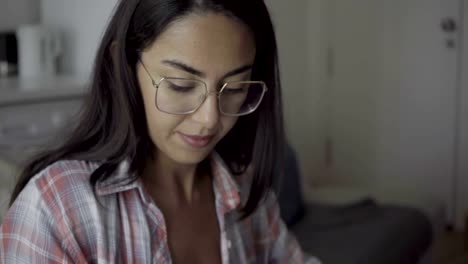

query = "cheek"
[[140, 87, 158, 135], [139, 77, 156, 120], [139, 83, 182, 144], [147, 108, 184, 141]]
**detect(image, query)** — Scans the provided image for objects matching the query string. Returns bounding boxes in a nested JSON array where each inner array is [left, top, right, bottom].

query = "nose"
[[190, 92, 220, 130]]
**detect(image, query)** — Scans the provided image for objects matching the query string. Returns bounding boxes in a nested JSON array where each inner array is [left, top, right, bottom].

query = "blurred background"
[[0, 0, 467, 263]]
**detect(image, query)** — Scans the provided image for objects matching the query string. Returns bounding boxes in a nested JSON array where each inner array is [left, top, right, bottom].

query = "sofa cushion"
[[275, 143, 306, 227]]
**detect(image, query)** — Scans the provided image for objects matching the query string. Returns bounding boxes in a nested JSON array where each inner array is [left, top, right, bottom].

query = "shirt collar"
[[210, 152, 241, 213], [95, 153, 241, 213], [95, 159, 140, 196]]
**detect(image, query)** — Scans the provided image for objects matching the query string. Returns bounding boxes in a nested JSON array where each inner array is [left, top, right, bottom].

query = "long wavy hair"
[[10, 0, 285, 218]]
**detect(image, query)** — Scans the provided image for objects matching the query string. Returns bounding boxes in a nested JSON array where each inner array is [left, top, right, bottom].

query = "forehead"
[[142, 12, 256, 75]]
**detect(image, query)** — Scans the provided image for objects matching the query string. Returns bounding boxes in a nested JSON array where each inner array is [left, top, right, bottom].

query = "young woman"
[[0, 0, 320, 263]]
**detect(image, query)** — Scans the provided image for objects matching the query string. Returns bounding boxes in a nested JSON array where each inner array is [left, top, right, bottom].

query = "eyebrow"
[[161, 59, 253, 79]]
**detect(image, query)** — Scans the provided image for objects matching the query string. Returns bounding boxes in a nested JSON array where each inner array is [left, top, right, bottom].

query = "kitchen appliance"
[[16, 24, 62, 79], [0, 32, 18, 77], [41, 0, 118, 76]]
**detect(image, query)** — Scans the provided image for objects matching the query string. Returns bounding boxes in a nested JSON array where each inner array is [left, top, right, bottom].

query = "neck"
[[142, 153, 210, 206]]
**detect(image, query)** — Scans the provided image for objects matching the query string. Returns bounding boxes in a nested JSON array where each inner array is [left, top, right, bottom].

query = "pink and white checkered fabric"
[[0, 153, 320, 263]]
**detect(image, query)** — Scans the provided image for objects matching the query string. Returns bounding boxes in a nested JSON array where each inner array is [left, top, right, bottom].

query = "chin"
[[169, 148, 212, 165]]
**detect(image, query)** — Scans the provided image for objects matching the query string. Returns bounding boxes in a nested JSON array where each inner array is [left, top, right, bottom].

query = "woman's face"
[[137, 12, 256, 165]]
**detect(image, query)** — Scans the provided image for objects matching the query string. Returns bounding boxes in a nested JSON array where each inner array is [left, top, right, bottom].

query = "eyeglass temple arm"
[[138, 59, 158, 86]]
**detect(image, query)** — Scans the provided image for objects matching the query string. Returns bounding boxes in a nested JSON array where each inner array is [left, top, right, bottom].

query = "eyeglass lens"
[[155, 79, 265, 115]]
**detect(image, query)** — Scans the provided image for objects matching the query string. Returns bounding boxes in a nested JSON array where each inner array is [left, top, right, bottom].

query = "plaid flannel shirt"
[[0, 153, 320, 263]]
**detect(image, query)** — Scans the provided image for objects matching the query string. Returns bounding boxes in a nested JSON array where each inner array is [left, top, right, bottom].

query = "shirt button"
[[227, 240, 232, 249]]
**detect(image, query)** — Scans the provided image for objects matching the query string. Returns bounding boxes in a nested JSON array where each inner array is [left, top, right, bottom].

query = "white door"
[[327, 0, 461, 225]]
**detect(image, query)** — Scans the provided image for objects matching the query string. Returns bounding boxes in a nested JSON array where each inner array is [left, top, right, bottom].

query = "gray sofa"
[[275, 145, 433, 264]]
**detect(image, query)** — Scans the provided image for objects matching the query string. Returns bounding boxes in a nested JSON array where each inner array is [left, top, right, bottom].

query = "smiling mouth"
[[178, 132, 215, 148]]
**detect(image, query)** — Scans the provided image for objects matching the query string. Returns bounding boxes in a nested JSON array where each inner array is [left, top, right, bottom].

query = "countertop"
[[0, 75, 89, 107]]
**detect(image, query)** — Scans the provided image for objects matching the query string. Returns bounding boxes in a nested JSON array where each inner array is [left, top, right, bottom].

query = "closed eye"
[[167, 83, 196, 92], [223, 87, 248, 95]]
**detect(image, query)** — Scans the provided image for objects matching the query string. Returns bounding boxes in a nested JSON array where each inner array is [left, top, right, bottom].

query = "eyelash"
[[168, 83, 195, 92]]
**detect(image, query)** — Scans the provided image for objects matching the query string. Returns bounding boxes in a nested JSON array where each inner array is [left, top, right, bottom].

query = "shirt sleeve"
[[0, 180, 86, 263], [265, 192, 321, 264]]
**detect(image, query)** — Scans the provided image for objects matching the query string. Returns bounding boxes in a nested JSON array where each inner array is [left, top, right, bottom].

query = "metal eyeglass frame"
[[139, 60, 268, 117]]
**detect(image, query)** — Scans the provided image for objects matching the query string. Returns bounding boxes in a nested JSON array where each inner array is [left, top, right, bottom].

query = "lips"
[[178, 132, 215, 148]]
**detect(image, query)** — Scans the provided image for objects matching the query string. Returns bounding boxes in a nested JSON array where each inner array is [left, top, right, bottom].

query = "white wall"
[[0, 0, 40, 31], [266, 0, 328, 191], [41, 0, 118, 76], [455, 0, 468, 230], [326, 0, 380, 186]]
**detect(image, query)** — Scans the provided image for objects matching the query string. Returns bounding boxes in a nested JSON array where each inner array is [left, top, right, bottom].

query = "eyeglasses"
[[139, 61, 267, 116]]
